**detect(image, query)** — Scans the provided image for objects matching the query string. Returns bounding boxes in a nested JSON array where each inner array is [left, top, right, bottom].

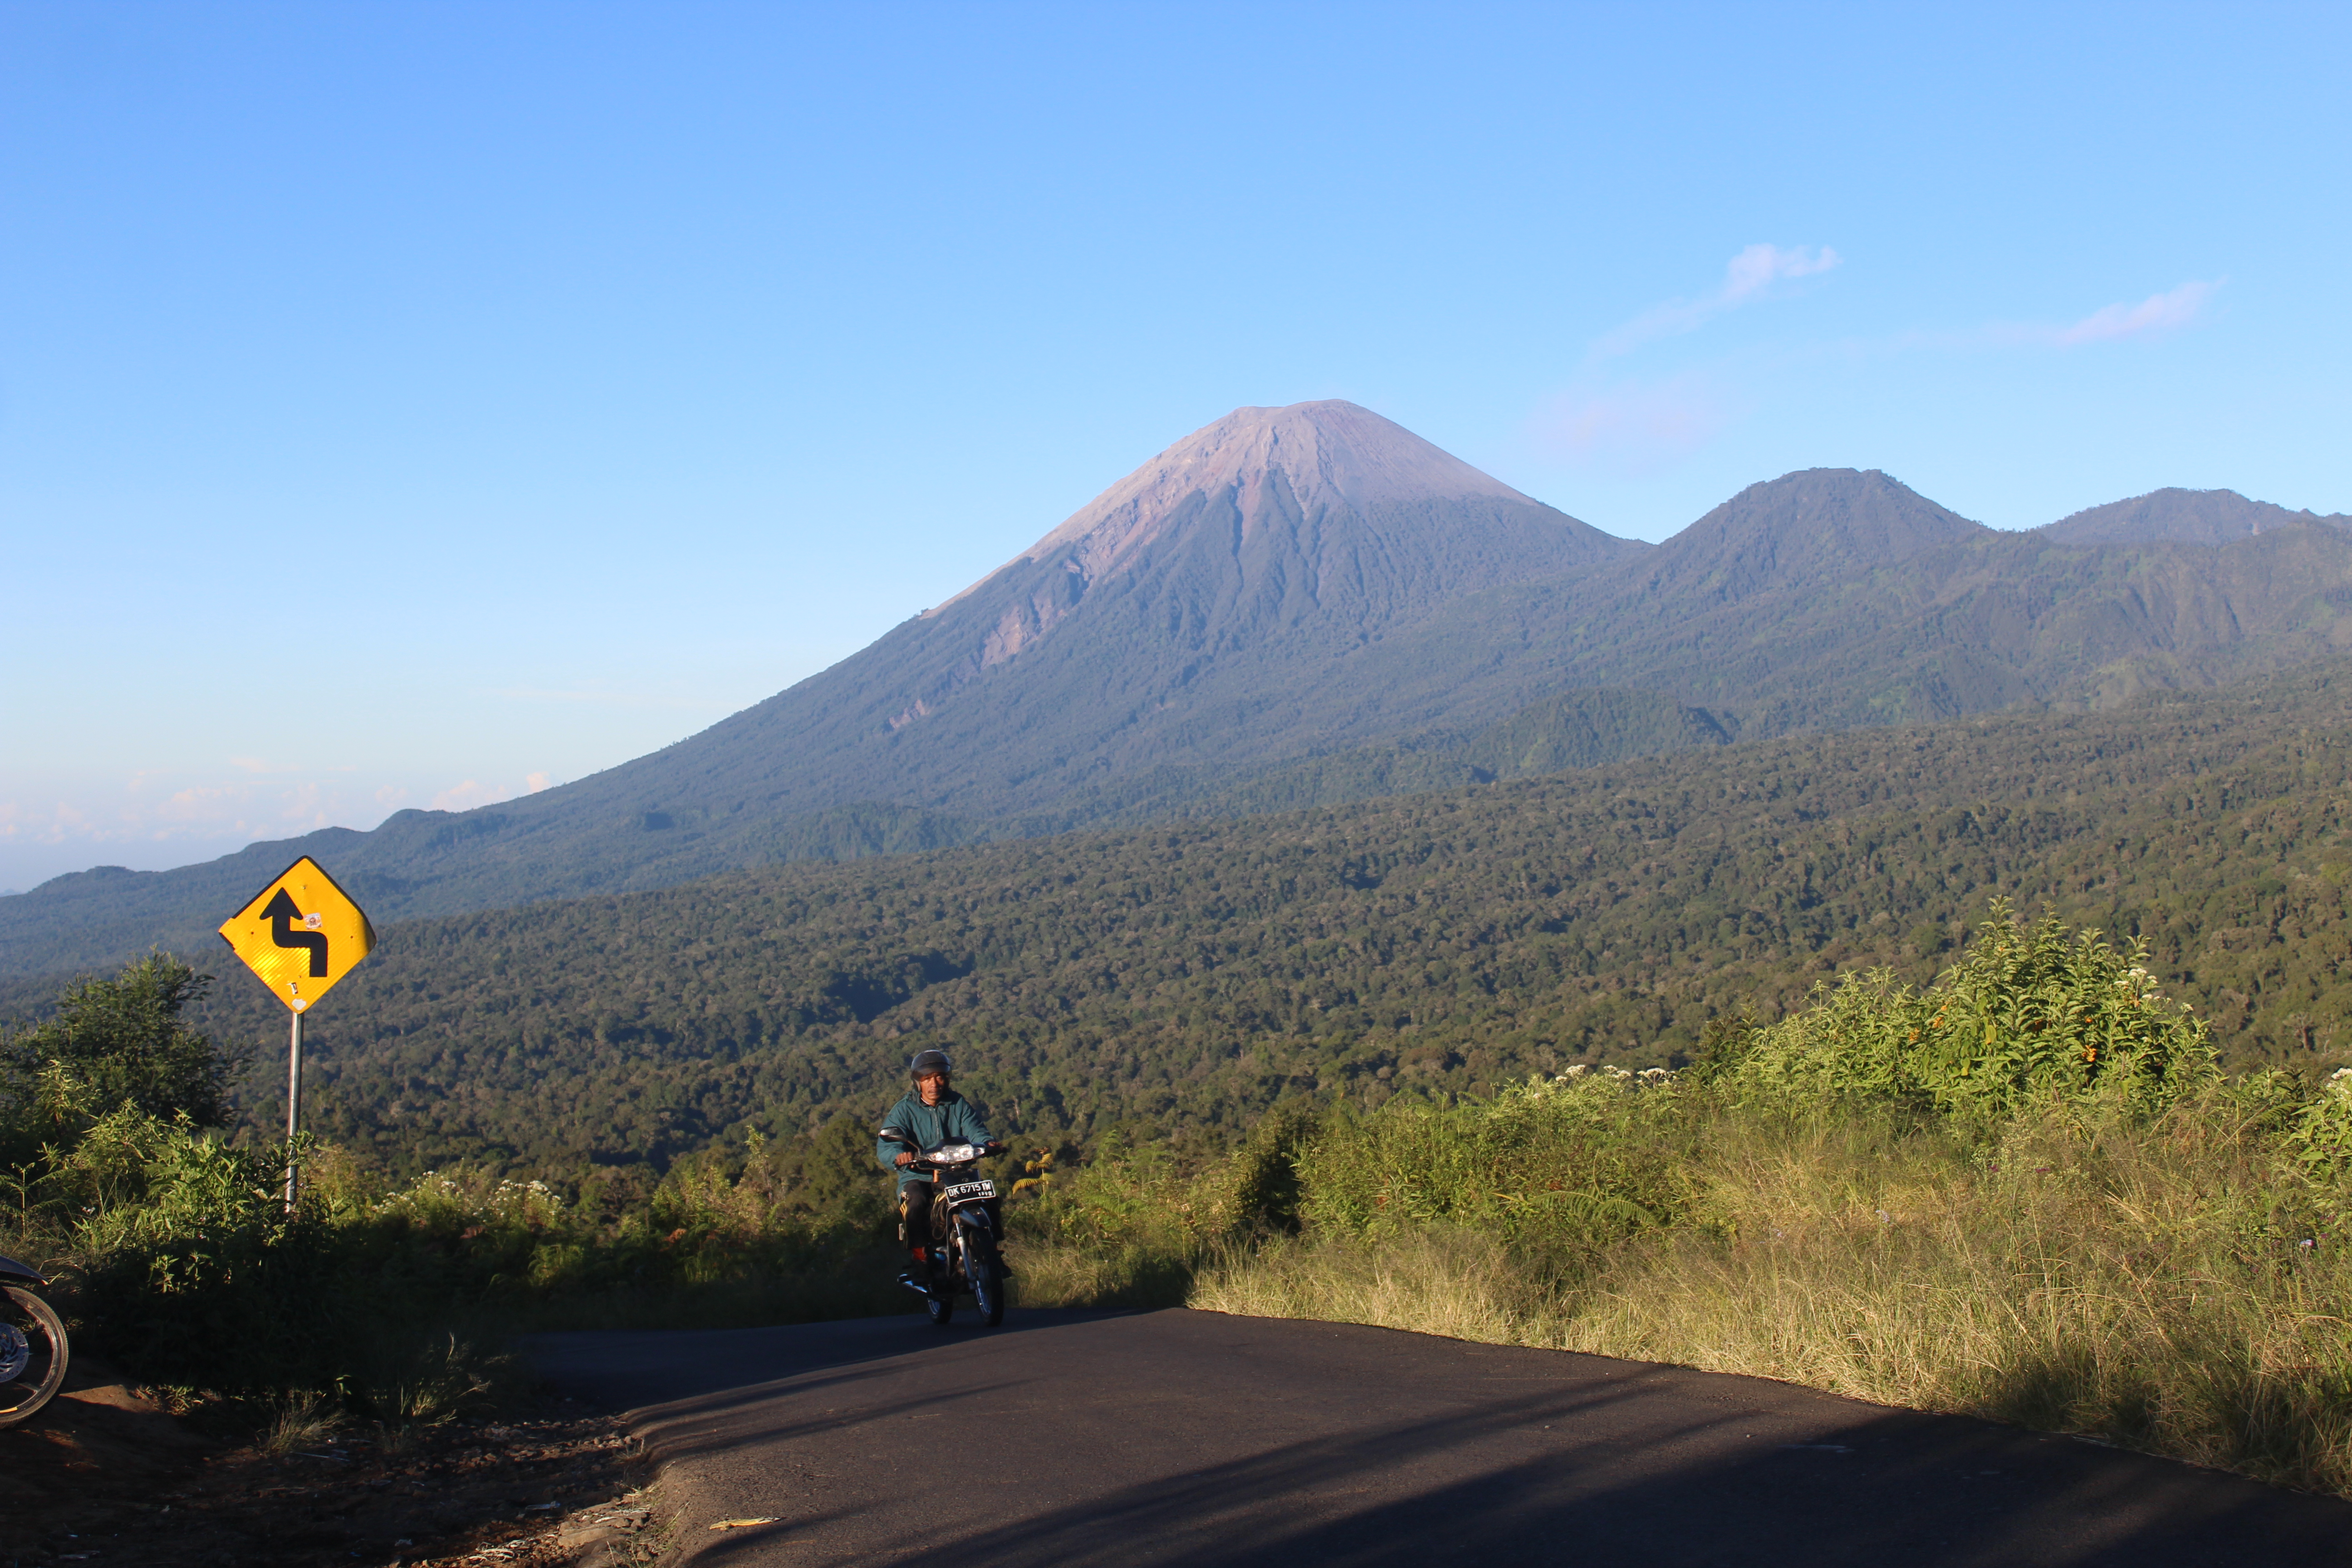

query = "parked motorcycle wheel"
[[0, 1286, 69, 1429], [966, 1232, 1005, 1328]]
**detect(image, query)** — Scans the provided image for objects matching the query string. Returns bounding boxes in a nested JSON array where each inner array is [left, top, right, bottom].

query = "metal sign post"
[[284, 1010, 304, 1208], [219, 856, 376, 1211]]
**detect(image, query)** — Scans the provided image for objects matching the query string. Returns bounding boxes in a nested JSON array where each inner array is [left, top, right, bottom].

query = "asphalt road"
[[528, 1308, 2352, 1567]]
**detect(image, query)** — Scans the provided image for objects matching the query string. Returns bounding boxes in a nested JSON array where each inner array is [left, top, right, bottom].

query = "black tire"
[[0, 1286, 69, 1429], [966, 1230, 1005, 1327], [925, 1259, 955, 1328]]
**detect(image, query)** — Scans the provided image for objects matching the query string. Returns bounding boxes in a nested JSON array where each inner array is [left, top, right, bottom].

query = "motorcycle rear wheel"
[[0, 1286, 69, 1429]]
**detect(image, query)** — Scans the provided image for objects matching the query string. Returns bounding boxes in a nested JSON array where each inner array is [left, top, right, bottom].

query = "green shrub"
[[1717, 902, 2218, 1123], [2289, 1068, 2352, 1181], [1300, 1067, 1686, 1279], [0, 956, 243, 1166]]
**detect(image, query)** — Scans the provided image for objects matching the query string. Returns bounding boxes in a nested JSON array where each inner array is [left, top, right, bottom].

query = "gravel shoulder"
[[1, 1354, 660, 1567]]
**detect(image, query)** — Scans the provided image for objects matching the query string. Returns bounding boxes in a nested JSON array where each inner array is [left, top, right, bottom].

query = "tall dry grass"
[[1563, 1093, 2352, 1490], [1192, 1086, 2352, 1495], [1191, 1227, 1531, 1344]]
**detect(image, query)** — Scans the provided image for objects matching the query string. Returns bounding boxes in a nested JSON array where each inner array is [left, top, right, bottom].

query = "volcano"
[[724, 399, 1641, 813], [17, 403, 2352, 984], [0, 402, 1645, 970]]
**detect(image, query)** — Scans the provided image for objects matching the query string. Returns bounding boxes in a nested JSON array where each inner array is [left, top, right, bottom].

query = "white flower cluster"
[[1504, 1063, 1680, 1110], [1555, 1063, 1674, 1083], [377, 1172, 564, 1220]]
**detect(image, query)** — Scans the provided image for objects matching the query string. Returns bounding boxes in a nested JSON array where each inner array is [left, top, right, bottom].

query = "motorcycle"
[[879, 1131, 1009, 1328], [0, 1255, 69, 1428]]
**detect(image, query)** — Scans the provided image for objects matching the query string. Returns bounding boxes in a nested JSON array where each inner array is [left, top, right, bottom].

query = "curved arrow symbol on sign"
[[263, 887, 329, 977]]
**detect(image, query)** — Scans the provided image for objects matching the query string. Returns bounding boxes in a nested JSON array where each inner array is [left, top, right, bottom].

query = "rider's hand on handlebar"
[[895, 1151, 914, 1166]]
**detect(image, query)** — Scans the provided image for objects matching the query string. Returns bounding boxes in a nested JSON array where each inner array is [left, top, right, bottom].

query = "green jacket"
[[875, 1089, 993, 1192]]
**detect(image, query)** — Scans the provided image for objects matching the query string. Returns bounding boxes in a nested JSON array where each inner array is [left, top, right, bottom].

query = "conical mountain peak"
[[931, 401, 1578, 616]]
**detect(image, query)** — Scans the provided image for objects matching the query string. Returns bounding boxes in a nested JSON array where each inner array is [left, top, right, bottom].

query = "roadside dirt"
[[0, 1356, 662, 1567]]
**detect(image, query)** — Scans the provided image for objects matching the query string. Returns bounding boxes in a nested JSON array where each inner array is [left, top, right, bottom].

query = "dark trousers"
[[901, 1180, 939, 1253]]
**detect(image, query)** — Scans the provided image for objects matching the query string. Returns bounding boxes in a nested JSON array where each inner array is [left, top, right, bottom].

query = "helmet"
[[908, 1049, 952, 1078]]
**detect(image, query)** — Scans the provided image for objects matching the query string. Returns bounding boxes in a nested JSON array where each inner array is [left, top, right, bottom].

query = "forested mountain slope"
[[11, 404, 2352, 986], [19, 660, 2349, 1180]]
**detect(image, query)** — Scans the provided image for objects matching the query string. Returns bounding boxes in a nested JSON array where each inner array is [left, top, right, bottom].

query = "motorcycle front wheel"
[[925, 1255, 955, 1328], [966, 1230, 1005, 1328], [0, 1286, 69, 1428]]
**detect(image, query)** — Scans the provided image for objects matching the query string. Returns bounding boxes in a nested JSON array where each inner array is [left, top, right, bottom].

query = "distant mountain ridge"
[[1631, 467, 1989, 605], [2039, 488, 2352, 547], [6, 402, 2350, 981]]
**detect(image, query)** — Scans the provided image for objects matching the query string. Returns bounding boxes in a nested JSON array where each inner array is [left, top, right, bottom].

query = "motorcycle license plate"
[[943, 1180, 996, 1200]]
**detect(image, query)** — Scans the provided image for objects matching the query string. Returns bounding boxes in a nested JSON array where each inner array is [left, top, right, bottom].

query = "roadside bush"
[[1301, 1067, 1687, 1280], [0, 956, 244, 1167], [62, 1111, 910, 1400], [1002, 1135, 1231, 1308], [0, 960, 920, 1409], [1194, 907, 2352, 1498], [1712, 902, 2218, 1123]]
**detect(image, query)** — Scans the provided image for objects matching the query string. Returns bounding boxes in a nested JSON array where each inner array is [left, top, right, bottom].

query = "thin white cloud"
[[486, 685, 714, 712], [1721, 241, 1842, 301], [1593, 243, 1842, 358], [431, 779, 509, 812], [1, 763, 557, 859], [1531, 375, 1739, 476], [225, 755, 358, 776], [428, 771, 556, 810], [2053, 279, 2220, 345], [1885, 278, 2224, 353], [2, 764, 564, 883], [0, 776, 333, 848]]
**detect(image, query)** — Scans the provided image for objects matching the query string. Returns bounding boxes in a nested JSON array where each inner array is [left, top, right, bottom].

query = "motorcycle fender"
[[953, 1207, 993, 1235]]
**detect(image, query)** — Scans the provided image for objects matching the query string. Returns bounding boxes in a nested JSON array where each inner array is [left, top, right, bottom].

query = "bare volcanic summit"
[[862, 400, 1639, 758]]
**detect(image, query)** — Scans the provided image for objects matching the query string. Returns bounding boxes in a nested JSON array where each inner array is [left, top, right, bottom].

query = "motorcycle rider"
[[876, 1049, 997, 1265]]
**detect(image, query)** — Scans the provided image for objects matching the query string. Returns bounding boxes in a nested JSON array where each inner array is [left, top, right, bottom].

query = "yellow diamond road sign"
[[219, 856, 376, 1012]]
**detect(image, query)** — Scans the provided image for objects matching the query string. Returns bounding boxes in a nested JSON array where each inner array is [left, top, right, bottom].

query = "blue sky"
[[4, 1, 2347, 891]]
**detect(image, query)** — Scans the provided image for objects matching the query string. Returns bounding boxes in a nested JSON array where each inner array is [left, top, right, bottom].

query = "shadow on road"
[[539, 1310, 2352, 1568], [522, 1306, 1129, 1411]]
